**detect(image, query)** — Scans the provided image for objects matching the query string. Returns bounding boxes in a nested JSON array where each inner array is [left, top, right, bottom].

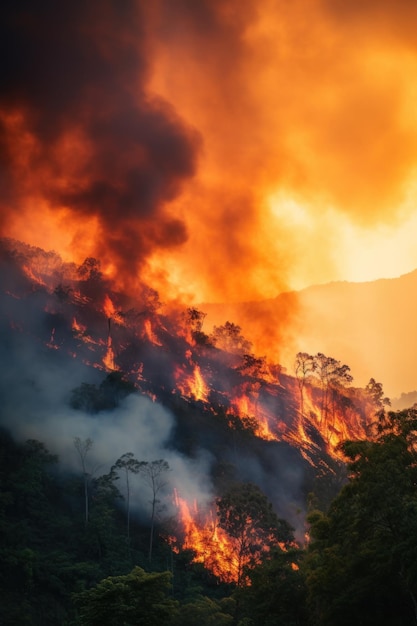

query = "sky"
[[1, 0, 417, 305]]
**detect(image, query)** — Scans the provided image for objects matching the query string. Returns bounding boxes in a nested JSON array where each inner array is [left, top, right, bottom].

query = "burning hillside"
[[0, 238, 380, 581]]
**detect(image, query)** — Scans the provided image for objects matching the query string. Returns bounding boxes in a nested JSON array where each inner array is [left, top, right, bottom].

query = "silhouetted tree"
[[74, 437, 93, 525], [365, 377, 391, 430], [140, 460, 171, 565], [112, 453, 143, 542], [313, 353, 352, 439], [211, 322, 252, 356], [294, 352, 316, 418]]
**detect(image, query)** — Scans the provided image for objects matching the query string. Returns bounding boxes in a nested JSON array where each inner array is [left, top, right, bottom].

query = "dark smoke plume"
[[0, 0, 200, 279]]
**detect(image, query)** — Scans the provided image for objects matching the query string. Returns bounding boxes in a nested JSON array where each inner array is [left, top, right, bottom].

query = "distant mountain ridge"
[[201, 270, 417, 400]]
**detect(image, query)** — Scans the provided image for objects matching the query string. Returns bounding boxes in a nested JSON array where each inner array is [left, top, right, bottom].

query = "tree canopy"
[[216, 482, 294, 586], [74, 566, 178, 626], [304, 408, 417, 625]]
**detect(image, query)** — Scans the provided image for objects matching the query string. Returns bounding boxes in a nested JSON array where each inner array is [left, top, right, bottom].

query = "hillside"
[[0, 238, 374, 539], [201, 270, 417, 400], [1, 237, 415, 625]]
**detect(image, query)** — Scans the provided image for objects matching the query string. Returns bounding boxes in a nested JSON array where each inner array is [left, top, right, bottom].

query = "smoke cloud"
[[2, 1, 417, 377], [0, 0, 199, 290], [0, 304, 214, 522]]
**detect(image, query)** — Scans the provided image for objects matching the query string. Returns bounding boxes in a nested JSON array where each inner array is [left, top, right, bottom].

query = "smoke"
[[0, 0, 200, 289], [0, 238, 311, 539], [148, 0, 417, 298], [2, 0, 417, 306], [0, 309, 215, 523]]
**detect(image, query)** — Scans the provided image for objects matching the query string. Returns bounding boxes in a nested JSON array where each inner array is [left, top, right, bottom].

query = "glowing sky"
[[1, 0, 417, 303]]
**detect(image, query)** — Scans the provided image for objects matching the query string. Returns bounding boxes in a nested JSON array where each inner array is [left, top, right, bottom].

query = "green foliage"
[[74, 566, 178, 625], [305, 409, 417, 625], [236, 547, 308, 626], [171, 595, 234, 626]]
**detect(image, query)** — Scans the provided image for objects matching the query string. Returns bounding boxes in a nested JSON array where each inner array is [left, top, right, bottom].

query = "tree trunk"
[[149, 495, 156, 565]]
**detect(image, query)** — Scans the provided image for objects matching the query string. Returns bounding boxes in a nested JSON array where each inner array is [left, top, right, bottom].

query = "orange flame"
[[230, 393, 277, 441], [143, 318, 163, 346], [172, 492, 240, 583], [103, 294, 116, 319], [21, 263, 48, 288], [103, 344, 116, 371], [284, 381, 368, 463], [175, 363, 210, 402]]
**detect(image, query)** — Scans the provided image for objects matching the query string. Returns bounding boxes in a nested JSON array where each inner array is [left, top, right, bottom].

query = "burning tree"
[[183, 307, 211, 347], [294, 352, 316, 418], [364, 377, 391, 430], [216, 483, 293, 586], [211, 322, 252, 360], [314, 353, 353, 423]]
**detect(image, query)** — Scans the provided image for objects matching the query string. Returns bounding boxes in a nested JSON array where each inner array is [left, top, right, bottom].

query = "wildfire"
[[230, 394, 277, 442], [143, 318, 163, 346], [71, 317, 87, 338], [103, 294, 116, 319], [283, 381, 368, 463], [172, 492, 239, 583], [175, 363, 210, 402], [5, 241, 374, 466], [103, 344, 117, 371], [21, 263, 48, 288]]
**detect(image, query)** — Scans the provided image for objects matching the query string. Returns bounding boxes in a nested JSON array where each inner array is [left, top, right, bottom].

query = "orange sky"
[[1, 0, 417, 304]]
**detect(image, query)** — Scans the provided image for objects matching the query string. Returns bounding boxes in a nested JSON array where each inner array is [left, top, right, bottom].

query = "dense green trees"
[[74, 566, 178, 625], [236, 547, 308, 625], [304, 408, 417, 625]]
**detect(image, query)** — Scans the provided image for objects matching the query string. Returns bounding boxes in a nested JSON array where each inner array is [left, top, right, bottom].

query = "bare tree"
[[294, 352, 316, 418], [112, 452, 143, 542], [313, 353, 353, 439], [365, 378, 391, 432], [73, 437, 93, 525], [140, 460, 170, 565]]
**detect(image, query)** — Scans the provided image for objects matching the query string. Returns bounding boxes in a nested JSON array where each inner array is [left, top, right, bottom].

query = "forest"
[[2, 399, 417, 625], [2, 240, 417, 624]]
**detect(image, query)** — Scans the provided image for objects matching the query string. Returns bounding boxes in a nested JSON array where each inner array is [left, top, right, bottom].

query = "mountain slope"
[[201, 270, 417, 399]]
